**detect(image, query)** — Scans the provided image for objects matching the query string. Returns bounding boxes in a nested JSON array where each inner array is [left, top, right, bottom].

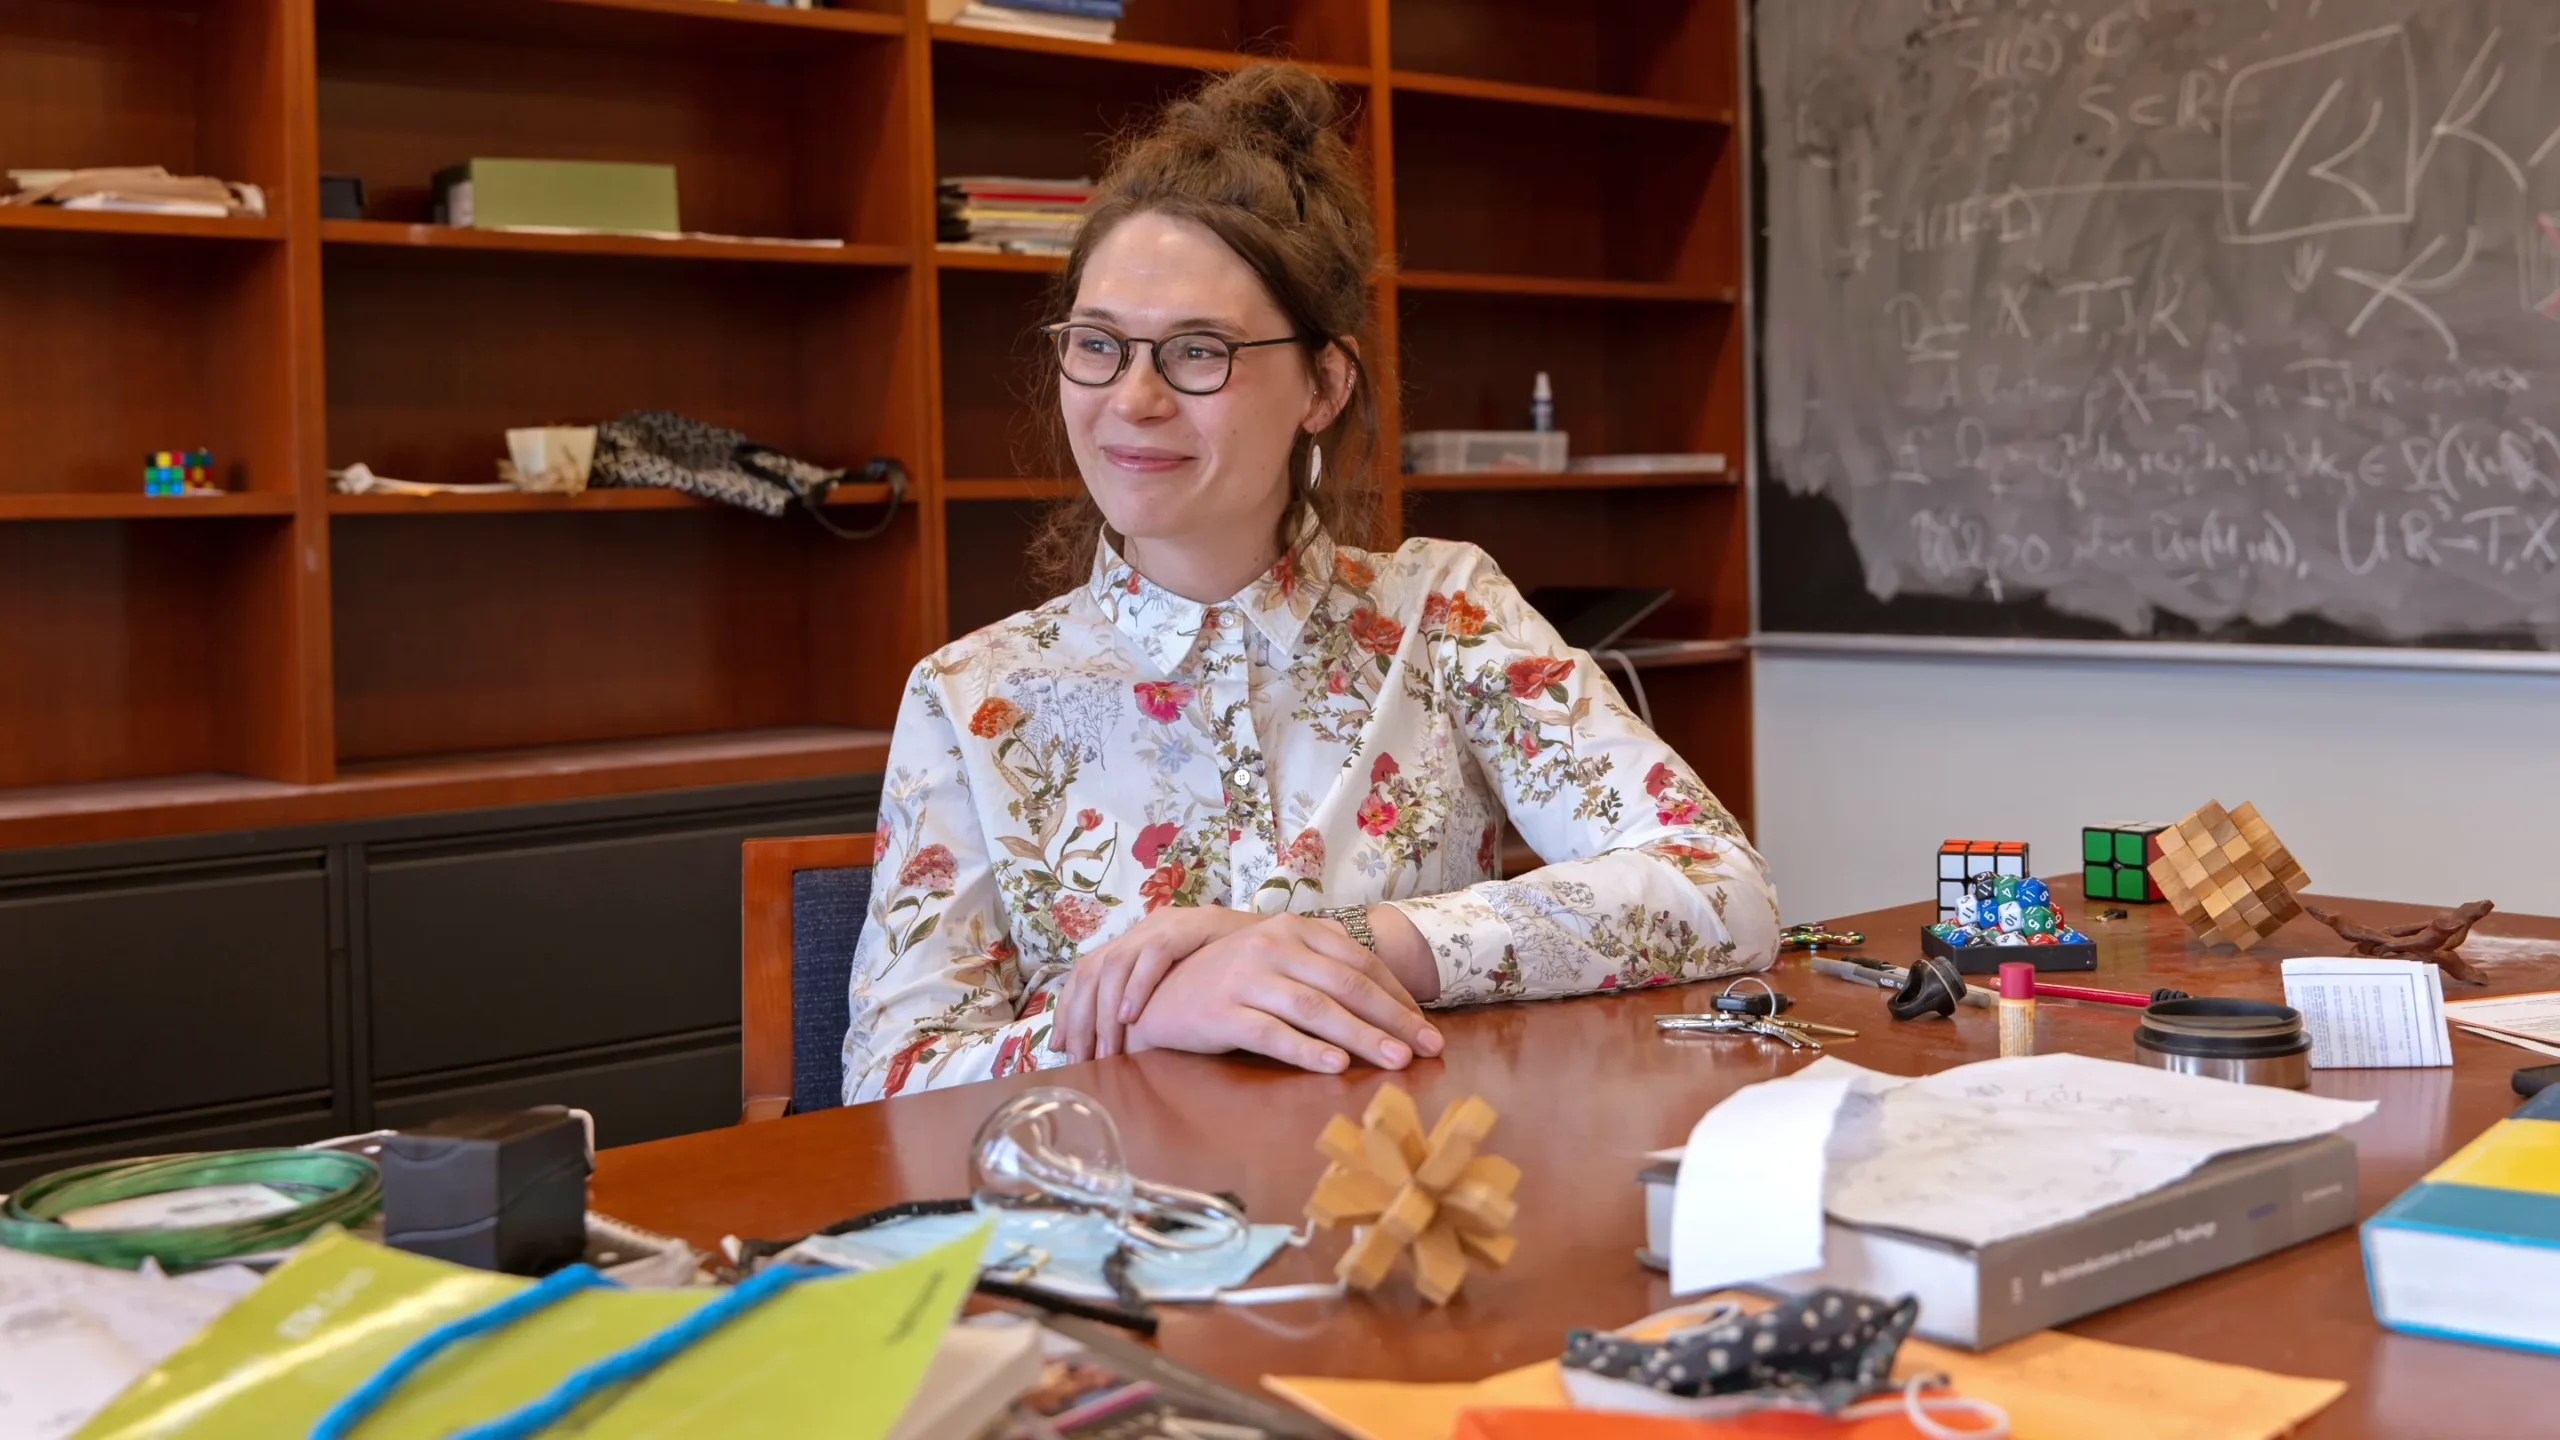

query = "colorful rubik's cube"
[[1935, 838, 2028, 921], [2083, 822, 2169, 903], [144, 450, 213, 496]]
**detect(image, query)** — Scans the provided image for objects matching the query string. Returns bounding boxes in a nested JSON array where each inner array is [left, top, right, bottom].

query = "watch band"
[[1311, 904, 1377, 953]]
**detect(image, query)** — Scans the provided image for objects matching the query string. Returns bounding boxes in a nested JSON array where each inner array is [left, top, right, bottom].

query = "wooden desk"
[[593, 883, 2560, 1439]]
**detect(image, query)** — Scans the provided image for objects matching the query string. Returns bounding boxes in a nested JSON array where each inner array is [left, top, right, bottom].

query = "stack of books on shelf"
[[937, 176, 1092, 256], [930, 0, 1119, 43]]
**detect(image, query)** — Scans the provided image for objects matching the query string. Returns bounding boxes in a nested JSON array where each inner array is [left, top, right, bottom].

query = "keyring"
[[1720, 975, 1778, 1008]]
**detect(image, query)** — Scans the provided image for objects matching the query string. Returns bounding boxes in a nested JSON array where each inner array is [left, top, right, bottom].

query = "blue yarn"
[[308, 1264, 618, 1440], [442, 1265, 832, 1440]]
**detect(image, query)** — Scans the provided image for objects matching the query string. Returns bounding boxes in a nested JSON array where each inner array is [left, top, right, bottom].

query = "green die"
[[2023, 905, 2055, 935], [1991, 874, 2020, 904]]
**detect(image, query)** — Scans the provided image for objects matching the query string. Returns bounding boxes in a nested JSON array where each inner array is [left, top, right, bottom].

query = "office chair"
[[739, 834, 874, 1123]]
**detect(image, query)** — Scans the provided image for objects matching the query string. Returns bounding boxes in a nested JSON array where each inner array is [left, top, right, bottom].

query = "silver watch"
[[1310, 904, 1377, 953]]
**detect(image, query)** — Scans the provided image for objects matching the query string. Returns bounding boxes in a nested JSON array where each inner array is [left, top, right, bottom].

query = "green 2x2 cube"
[[2084, 823, 2167, 903]]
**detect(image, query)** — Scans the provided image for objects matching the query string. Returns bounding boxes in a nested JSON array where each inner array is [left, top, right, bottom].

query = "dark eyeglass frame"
[[1041, 323, 1316, 396]]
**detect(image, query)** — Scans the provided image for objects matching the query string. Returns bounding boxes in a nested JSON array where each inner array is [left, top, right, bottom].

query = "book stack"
[[938, 176, 1093, 255], [931, 0, 1121, 43]]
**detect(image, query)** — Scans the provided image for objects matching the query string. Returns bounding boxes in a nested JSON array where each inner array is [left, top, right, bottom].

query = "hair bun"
[[1177, 62, 1341, 163]]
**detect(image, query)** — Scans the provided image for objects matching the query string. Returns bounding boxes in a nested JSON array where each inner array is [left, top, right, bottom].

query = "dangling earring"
[[1306, 441, 1324, 492]]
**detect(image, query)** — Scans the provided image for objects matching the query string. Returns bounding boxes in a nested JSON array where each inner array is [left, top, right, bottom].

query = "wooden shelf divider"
[[1396, 270, 1737, 304], [322, 220, 910, 268], [1401, 468, 1734, 494], [944, 477, 1078, 502], [928, 22, 1370, 83], [325, 483, 894, 516], [0, 494, 299, 521], [1389, 69, 1732, 125], [0, 208, 286, 243], [934, 245, 1067, 275]]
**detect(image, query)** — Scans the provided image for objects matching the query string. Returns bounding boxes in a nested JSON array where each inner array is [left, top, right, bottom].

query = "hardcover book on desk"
[[2365, 1083, 2560, 1353], [1640, 1135, 2359, 1350]]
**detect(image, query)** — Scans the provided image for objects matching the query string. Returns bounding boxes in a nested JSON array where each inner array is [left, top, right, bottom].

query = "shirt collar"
[[1087, 514, 1336, 673]]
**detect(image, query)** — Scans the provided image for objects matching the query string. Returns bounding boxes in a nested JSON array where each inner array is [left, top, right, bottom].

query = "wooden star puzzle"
[[2148, 800, 2310, 950], [1302, 1085, 1518, 1306]]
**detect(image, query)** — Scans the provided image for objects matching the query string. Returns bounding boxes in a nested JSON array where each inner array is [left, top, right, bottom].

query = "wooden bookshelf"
[[0, 0, 1752, 847]]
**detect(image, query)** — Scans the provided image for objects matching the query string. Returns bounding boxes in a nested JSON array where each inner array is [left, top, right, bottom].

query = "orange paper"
[[1454, 1405, 1941, 1439], [1265, 1293, 2346, 1440]]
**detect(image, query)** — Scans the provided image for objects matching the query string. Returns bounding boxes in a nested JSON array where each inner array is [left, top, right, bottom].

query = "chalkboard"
[[1754, 0, 2560, 652]]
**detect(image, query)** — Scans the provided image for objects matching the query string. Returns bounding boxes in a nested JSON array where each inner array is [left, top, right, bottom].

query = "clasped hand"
[[1048, 905, 1443, 1075]]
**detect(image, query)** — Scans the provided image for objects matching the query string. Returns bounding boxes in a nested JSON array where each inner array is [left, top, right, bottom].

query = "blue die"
[[1943, 928, 1973, 946], [2019, 877, 2051, 907]]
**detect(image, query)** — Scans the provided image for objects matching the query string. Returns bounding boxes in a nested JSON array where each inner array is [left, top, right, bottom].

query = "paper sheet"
[[1668, 1073, 1852, 1294], [1671, 1055, 2373, 1259], [0, 1246, 243, 1440], [1265, 1293, 2345, 1440], [2281, 957, 2452, 1068], [2444, 990, 2560, 1052], [2454, 1023, 2560, 1059]]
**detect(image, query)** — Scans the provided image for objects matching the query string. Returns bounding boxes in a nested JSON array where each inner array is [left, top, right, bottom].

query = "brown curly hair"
[[1021, 61, 1383, 594]]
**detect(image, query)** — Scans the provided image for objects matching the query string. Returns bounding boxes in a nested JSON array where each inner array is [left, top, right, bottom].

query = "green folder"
[[74, 1225, 983, 1439], [432, 159, 680, 233]]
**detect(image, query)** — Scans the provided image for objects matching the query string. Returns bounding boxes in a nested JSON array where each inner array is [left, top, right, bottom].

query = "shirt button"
[[1254, 888, 1288, 916], [1231, 766, 1256, 788]]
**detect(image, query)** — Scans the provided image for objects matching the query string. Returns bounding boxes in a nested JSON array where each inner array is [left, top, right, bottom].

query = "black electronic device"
[[318, 174, 365, 220], [1524, 586, 1674, 652], [2515, 1063, 2560, 1099], [380, 1107, 591, 1275]]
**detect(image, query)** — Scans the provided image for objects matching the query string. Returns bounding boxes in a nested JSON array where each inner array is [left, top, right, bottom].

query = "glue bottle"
[[1530, 372, 1554, 433], [1998, 962, 2037, 1058]]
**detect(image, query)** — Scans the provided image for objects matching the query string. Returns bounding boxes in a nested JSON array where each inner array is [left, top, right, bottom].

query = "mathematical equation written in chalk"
[[1757, 0, 2560, 645]]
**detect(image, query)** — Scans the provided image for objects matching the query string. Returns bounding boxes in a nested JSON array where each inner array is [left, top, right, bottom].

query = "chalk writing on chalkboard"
[[1756, 0, 2560, 650]]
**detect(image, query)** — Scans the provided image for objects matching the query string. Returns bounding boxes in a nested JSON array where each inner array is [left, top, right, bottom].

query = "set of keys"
[[1652, 978, 1858, 1052]]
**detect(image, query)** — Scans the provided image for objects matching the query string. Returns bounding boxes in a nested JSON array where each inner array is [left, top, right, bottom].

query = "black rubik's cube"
[[1936, 838, 2027, 920], [2083, 822, 2168, 903]]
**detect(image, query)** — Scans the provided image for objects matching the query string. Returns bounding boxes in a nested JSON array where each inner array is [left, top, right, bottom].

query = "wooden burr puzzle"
[[2148, 801, 2311, 951], [1302, 1085, 1519, 1306]]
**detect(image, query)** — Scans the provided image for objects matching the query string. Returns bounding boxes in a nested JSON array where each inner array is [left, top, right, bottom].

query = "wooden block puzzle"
[[1302, 1086, 1518, 1306], [2147, 801, 2310, 950]]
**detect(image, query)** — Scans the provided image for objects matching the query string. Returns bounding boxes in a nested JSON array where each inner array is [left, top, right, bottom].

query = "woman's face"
[[1061, 212, 1341, 555]]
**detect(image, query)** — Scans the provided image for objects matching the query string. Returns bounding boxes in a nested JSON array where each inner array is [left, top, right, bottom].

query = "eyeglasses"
[[1042, 323, 1312, 396]]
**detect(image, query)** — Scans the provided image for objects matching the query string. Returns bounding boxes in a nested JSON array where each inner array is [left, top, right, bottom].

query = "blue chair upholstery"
[[787, 865, 872, 1116]]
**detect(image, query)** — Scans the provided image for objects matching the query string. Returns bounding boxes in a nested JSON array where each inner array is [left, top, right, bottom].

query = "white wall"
[[1752, 650, 2560, 924]]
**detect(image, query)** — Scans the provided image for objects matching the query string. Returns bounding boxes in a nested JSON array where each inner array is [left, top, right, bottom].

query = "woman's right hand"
[[1052, 904, 1263, 1063], [1122, 914, 1443, 1074]]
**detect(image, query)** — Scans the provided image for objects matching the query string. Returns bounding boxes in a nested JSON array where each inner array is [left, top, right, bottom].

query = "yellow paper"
[[1266, 1293, 2344, 1440], [75, 1227, 983, 1440]]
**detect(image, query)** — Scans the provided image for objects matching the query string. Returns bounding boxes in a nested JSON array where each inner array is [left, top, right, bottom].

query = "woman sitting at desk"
[[843, 63, 1778, 1103]]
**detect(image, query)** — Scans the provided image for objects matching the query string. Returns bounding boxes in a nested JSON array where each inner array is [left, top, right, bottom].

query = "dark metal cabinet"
[[0, 857, 330, 1137], [0, 775, 874, 1189]]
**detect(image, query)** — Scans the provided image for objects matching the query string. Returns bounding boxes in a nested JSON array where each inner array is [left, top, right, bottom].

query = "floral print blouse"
[[843, 521, 1781, 1102]]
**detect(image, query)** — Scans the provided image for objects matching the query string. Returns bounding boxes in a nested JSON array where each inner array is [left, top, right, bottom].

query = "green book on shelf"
[[73, 1226, 981, 1439], [431, 158, 680, 233]]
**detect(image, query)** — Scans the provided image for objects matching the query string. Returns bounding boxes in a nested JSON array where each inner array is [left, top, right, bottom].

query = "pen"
[[1809, 956, 1995, 1009]]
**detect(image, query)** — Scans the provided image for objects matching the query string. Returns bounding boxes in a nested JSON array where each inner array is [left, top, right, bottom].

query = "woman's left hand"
[[1051, 904, 1262, 1062]]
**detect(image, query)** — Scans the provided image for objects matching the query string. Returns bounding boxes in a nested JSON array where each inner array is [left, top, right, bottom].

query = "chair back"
[[741, 834, 875, 1122]]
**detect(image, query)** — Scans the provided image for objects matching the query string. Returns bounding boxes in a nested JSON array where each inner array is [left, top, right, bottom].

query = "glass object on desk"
[[968, 1087, 1248, 1257]]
